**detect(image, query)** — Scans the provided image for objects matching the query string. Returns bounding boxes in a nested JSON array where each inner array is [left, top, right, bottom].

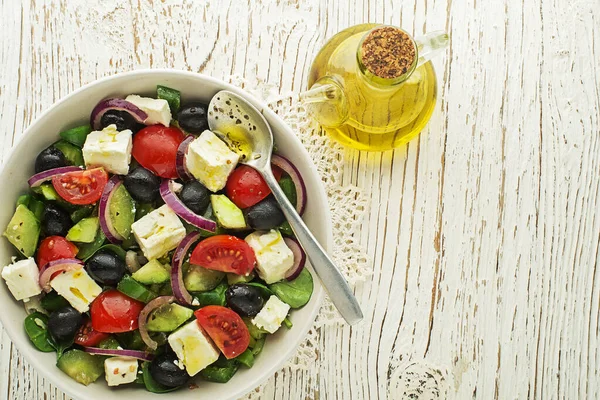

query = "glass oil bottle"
[[301, 24, 449, 151]]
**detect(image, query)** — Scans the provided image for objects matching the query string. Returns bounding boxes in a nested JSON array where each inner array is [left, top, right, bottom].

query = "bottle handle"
[[414, 31, 450, 68], [299, 77, 348, 128]]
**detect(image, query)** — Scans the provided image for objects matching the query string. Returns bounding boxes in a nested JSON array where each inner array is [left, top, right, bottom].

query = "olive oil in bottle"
[[301, 24, 449, 151]]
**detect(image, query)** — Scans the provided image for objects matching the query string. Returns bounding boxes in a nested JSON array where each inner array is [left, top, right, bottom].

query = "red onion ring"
[[83, 347, 154, 362], [138, 296, 175, 351], [28, 166, 82, 188], [176, 135, 195, 181], [39, 258, 84, 292], [159, 180, 217, 232], [90, 98, 148, 130], [271, 154, 307, 215], [98, 175, 124, 244], [171, 231, 201, 306], [283, 237, 306, 281]]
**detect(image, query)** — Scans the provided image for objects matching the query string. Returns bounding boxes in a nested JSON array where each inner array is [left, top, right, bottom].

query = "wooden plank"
[[0, 0, 599, 399]]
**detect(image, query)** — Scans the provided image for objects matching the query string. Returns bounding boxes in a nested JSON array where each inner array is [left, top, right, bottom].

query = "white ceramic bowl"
[[0, 70, 327, 400]]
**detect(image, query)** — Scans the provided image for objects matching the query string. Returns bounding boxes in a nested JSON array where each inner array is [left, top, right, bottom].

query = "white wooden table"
[[1, 0, 599, 399]]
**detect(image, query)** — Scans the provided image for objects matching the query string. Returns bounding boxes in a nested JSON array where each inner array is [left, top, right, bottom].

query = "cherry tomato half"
[[52, 167, 108, 205], [190, 235, 256, 276], [36, 236, 78, 269], [195, 306, 250, 359], [225, 165, 283, 209], [132, 125, 185, 178], [75, 317, 110, 347], [91, 290, 145, 333]]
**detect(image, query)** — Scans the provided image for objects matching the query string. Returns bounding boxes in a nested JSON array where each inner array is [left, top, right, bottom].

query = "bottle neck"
[[355, 26, 418, 87]]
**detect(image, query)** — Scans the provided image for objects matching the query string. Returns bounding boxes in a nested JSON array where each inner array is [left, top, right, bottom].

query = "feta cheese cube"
[[1, 257, 42, 301], [252, 295, 290, 334], [131, 205, 186, 260], [50, 268, 102, 313], [185, 130, 240, 192], [82, 124, 133, 175], [104, 357, 139, 387], [168, 320, 220, 376], [125, 95, 171, 126], [245, 230, 294, 284]]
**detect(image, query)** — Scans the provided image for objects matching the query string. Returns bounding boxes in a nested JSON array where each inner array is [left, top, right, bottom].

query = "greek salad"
[[1, 85, 313, 391]]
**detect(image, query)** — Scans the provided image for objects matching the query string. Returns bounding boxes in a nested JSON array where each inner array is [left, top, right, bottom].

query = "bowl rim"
[[0, 69, 329, 400]]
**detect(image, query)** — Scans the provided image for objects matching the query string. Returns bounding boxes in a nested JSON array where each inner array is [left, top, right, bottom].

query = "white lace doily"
[[226, 77, 371, 399]]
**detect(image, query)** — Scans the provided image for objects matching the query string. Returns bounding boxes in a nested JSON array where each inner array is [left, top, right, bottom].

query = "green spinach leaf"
[[268, 268, 313, 308], [40, 291, 70, 312], [24, 312, 54, 352], [193, 282, 228, 307], [200, 356, 239, 383], [245, 282, 273, 299]]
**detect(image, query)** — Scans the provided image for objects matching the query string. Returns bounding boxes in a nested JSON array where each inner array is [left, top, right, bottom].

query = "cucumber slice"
[[59, 125, 92, 148], [53, 140, 84, 167], [157, 85, 181, 114], [210, 195, 246, 229], [146, 303, 193, 332], [3, 204, 40, 257], [227, 271, 255, 285], [117, 275, 157, 303], [132, 259, 170, 285], [109, 184, 135, 240], [184, 263, 225, 292], [251, 337, 265, 356], [56, 349, 103, 386], [70, 205, 94, 224], [76, 229, 106, 260], [31, 183, 60, 202], [235, 349, 255, 368], [17, 194, 31, 208], [66, 217, 99, 243], [28, 197, 45, 222]]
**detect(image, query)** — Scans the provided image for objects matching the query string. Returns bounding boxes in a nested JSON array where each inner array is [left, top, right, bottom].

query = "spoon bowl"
[[207, 91, 273, 170], [208, 90, 364, 325]]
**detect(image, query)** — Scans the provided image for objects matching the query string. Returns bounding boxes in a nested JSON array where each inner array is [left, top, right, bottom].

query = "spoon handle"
[[261, 169, 363, 325]]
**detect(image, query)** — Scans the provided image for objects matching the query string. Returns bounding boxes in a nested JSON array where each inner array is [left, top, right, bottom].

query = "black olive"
[[225, 284, 265, 317], [86, 249, 126, 286], [48, 306, 82, 343], [149, 352, 190, 388], [123, 166, 161, 203], [179, 181, 210, 215], [35, 147, 67, 173], [100, 110, 144, 133], [244, 197, 285, 230], [177, 102, 209, 133], [43, 203, 73, 237]]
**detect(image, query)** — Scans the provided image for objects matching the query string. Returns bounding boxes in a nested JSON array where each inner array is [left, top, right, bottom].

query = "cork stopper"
[[360, 27, 416, 80]]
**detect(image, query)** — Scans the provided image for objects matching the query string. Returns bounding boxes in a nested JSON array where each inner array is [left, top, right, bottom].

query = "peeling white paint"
[[0, 0, 599, 399]]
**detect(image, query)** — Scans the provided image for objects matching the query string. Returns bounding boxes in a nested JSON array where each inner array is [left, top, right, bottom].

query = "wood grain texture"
[[1, 0, 599, 399]]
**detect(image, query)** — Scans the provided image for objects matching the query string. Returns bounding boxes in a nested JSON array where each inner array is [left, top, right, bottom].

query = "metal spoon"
[[207, 90, 363, 325]]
